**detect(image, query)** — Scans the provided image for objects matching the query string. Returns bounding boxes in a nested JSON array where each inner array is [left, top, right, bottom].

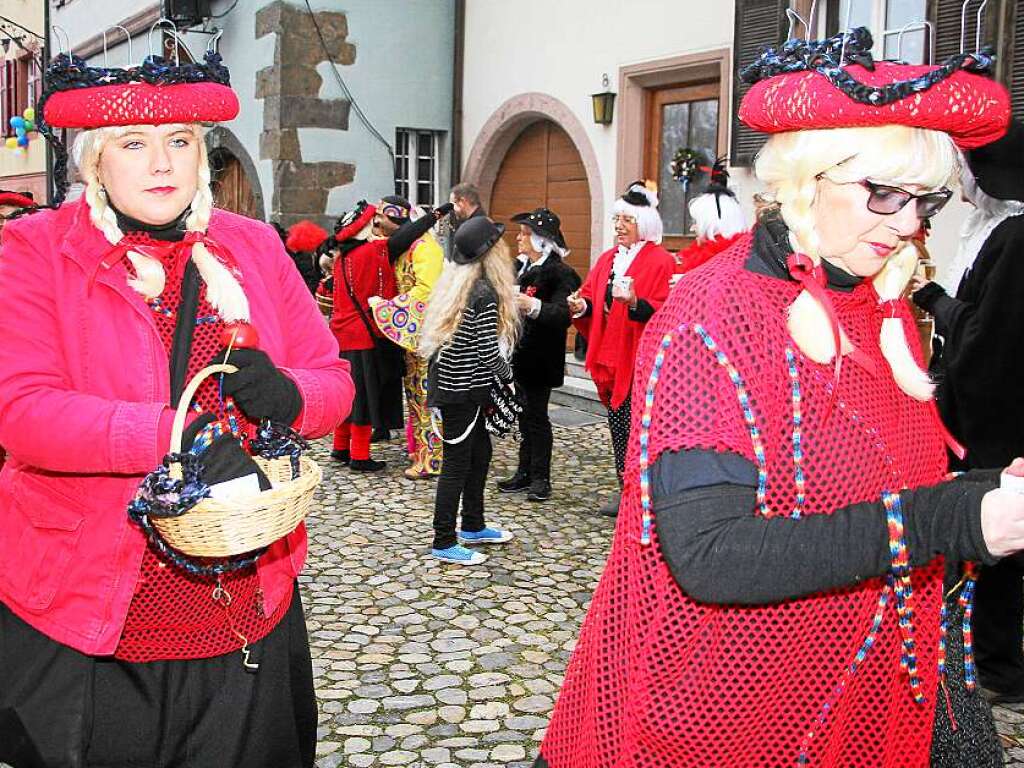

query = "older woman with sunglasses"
[[537, 28, 1022, 768], [566, 182, 675, 515]]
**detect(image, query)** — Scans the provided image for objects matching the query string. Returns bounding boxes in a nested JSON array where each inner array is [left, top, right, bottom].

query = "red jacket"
[[674, 232, 745, 274], [574, 241, 675, 409], [0, 199, 353, 655], [330, 240, 398, 351]]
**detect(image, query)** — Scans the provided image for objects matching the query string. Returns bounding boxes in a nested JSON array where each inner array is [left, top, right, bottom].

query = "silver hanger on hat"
[[207, 28, 224, 54], [960, 0, 989, 54], [51, 25, 72, 57], [148, 17, 197, 66], [101, 25, 133, 68], [894, 20, 935, 64]]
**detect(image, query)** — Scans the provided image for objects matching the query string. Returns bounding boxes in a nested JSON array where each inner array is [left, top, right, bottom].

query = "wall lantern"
[[591, 73, 616, 125]]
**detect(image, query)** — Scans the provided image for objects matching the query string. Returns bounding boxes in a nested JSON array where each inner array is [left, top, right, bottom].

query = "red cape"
[[574, 241, 675, 409], [674, 232, 745, 274]]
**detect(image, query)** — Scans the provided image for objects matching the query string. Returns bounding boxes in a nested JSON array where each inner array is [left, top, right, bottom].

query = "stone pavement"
[[303, 408, 617, 768], [301, 406, 1024, 767]]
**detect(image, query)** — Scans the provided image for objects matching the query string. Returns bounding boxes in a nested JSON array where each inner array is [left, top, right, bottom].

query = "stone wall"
[[255, 0, 356, 229]]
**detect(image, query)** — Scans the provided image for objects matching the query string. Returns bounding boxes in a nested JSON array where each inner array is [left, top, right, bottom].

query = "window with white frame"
[[394, 129, 441, 206], [824, 0, 929, 64]]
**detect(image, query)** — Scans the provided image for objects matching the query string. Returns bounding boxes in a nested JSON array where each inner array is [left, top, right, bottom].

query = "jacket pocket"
[[6, 473, 85, 612]]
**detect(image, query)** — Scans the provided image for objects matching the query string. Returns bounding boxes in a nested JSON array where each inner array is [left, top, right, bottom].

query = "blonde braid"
[[185, 139, 249, 322], [78, 129, 166, 298]]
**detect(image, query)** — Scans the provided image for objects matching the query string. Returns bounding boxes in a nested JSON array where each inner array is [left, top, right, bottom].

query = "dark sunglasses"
[[858, 180, 953, 219]]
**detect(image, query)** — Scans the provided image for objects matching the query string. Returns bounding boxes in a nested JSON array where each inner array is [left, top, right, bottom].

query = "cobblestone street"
[[303, 409, 616, 768], [300, 406, 1024, 768]]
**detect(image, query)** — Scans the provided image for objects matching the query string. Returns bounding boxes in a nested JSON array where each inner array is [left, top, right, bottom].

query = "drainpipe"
[[449, 0, 465, 187], [44, 0, 52, 205]]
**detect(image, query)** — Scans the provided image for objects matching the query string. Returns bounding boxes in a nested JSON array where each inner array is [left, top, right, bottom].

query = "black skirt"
[[0, 586, 316, 768], [342, 346, 404, 429]]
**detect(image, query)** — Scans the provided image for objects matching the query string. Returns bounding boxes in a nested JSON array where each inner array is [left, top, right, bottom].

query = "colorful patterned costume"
[[538, 239, 956, 767], [372, 230, 444, 476]]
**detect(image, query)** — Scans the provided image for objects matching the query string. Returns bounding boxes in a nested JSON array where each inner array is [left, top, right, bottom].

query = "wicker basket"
[[152, 363, 322, 558]]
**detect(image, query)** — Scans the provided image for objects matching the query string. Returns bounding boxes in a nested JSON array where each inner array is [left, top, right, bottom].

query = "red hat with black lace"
[[738, 27, 1010, 149], [36, 50, 240, 205]]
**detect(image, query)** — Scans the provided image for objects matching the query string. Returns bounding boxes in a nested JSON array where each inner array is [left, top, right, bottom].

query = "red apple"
[[222, 322, 260, 350]]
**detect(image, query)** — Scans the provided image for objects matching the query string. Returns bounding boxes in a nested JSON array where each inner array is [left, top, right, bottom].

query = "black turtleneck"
[[745, 210, 863, 292], [113, 203, 198, 404], [112, 204, 190, 243]]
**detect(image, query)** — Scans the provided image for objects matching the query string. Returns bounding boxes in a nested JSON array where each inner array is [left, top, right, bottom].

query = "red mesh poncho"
[[115, 234, 289, 662], [539, 235, 950, 767]]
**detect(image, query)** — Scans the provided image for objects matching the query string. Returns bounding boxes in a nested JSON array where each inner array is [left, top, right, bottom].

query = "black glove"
[[181, 414, 271, 490], [433, 202, 455, 220], [213, 348, 303, 425]]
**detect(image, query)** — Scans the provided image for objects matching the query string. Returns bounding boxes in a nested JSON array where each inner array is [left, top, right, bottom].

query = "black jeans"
[[974, 556, 1024, 693], [433, 402, 491, 549], [516, 383, 553, 482]]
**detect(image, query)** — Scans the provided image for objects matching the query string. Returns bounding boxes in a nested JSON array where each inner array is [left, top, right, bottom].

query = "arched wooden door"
[[209, 149, 259, 220], [489, 120, 592, 285]]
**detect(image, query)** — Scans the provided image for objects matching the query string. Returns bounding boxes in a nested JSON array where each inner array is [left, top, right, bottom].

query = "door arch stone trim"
[[205, 126, 266, 222], [463, 93, 603, 264]]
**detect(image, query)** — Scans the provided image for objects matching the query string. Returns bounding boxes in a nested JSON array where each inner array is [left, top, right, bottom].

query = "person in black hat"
[[420, 216, 521, 565], [912, 118, 1024, 703], [495, 208, 581, 502]]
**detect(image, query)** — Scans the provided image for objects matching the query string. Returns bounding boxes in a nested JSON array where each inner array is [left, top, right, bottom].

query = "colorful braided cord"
[[883, 490, 925, 703], [786, 348, 806, 519]]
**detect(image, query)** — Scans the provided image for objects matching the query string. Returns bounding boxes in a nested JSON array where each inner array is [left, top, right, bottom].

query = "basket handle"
[[169, 363, 239, 477]]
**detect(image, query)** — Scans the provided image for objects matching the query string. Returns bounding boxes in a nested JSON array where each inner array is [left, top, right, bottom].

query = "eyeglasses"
[[857, 179, 953, 219], [611, 214, 637, 225]]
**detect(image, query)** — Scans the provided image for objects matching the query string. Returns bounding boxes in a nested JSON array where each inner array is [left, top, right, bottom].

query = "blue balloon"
[[10, 116, 25, 130], [17, 135, 29, 148], [14, 126, 25, 137]]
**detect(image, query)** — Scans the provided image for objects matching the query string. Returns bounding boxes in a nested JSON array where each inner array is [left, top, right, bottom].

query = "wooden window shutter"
[[730, 0, 789, 167], [931, 0, 997, 64]]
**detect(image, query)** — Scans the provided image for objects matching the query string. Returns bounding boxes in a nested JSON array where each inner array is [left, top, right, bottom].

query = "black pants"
[[433, 402, 491, 549], [0, 587, 316, 768], [516, 383, 553, 482], [607, 395, 632, 485], [974, 556, 1024, 693]]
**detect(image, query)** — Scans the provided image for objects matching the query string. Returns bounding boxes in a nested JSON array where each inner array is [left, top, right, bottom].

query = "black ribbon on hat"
[[740, 27, 995, 107]]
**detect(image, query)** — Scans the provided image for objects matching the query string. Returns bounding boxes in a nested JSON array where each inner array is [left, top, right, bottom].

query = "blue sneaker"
[[431, 544, 488, 565], [458, 527, 514, 545]]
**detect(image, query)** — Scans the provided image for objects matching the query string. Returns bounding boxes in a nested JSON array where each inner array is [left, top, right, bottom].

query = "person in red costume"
[[0, 50, 352, 768], [566, 181, 675, 516], [536, 26, 1024, 768], [672, 157, 748, 279]]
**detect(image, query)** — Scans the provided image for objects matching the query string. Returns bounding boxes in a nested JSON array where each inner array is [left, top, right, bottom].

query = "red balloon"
[[222, 322, 260, 349]]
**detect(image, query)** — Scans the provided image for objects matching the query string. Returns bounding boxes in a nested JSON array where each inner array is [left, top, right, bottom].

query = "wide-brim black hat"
[[967, 119, 1024, 202], [452, 216, 505, 264], [511, 207, 567, 250]]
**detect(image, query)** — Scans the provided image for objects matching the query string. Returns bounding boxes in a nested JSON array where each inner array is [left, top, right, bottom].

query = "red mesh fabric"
[[115, 234, 288, 662], [540, 235, 950, 767], [43, 82, 240, 130], [738, 63, 1010, 150]]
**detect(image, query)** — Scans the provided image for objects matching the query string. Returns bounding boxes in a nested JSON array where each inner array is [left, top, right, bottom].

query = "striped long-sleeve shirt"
[[428, 278, 512, 406]]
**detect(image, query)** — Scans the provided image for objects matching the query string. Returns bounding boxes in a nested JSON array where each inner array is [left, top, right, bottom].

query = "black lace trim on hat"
[[36, 51, 232, 206], [740, 26, 995, 107]]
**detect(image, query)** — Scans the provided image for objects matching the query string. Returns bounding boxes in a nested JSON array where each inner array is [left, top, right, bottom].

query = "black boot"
[[527, 479, 551, 502], [330, 449, 350, 465], [350, 458, 387, 472], [370, 428, 391, 443], [497, 471, 531, 493], [597, 491, 621, 517]]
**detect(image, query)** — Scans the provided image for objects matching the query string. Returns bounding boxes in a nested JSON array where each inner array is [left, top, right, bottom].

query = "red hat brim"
[[335, 204, 377, 242], [43, 81, 240, 129], [739, 63, 1010, 150], [0, 192, 36, 208]]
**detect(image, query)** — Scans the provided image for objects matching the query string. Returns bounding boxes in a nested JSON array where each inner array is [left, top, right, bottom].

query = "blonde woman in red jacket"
[[0, 53, 351, 768]]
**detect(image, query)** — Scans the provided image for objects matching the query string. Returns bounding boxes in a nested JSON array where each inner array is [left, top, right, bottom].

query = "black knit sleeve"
[[652, 449, 997, 605], [472, 296, 512, 383]]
